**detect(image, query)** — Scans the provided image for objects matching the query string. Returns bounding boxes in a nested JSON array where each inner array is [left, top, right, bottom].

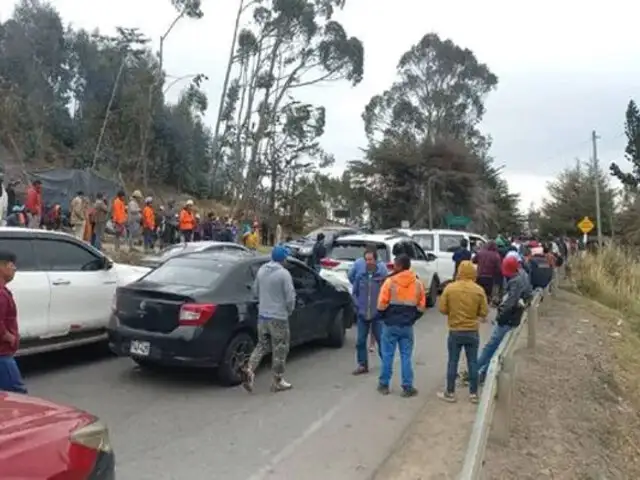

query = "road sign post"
[[577, 216, 595, 246]]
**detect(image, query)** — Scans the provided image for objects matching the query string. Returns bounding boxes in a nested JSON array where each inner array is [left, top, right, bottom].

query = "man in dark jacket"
[[473, 241, 502, 301], [310, 233, 327, 272], [528, 245, 554, 290], [477, 255, 532, 383], [452, 238, 472, 279], [352, 249, 387, 375]]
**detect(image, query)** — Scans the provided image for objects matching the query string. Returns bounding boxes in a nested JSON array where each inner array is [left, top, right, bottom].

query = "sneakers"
[[377, 383, 390, 395], [352, 365, 369, 375], [469, 393, 479, 404], [271, 377, 293, 392], [437, 391, 457, 403], [241, 368, 255, 393], [401, 386, 418, 398]]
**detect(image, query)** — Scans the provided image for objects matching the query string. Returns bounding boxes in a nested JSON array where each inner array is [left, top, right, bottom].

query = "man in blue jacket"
[[347, 244, 387, 285], [351, 248, 388, 375]]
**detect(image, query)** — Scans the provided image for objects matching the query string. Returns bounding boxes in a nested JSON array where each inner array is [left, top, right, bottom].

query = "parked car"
[[0, 391, 114, 479], [398, 229, 487, 285], [282, 226, 361, 265], [0, 227, 150, 356], [139, 241, 253, 268], [323, 233, 440, 307], [108, 251, 356, 386]]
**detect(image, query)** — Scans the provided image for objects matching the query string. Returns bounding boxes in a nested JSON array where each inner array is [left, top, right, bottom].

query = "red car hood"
[[0, 392, 94, 458]]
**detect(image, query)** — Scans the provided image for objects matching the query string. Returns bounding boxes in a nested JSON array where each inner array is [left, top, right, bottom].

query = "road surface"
[[21, 310, 449, 480]]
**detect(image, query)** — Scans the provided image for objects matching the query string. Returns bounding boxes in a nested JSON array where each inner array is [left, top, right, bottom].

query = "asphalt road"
[[21, 310, 450, 480]]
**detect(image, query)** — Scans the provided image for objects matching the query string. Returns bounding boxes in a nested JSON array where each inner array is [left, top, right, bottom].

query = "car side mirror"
[[103, 257, 114, 270], [426, 253, 437, 262]]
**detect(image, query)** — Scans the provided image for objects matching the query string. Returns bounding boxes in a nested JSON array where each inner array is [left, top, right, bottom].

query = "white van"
[[398, 229, 487, 284]]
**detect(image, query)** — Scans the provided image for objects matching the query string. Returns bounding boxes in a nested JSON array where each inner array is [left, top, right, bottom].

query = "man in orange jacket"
[[142, 197, 155, 252], [179, 200, 196, 242], [111, 190, 127, 251], [377, 254, 425, 397]]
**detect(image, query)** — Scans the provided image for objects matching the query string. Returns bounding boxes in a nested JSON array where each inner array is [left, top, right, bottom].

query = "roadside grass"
[[570, 246, 640, 409]]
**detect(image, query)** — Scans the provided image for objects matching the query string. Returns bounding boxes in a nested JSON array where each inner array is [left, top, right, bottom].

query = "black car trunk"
[[115, 284, 194, 334]]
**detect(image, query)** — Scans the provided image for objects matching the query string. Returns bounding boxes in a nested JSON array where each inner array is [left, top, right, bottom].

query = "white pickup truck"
[[1, 227, 149, 355]]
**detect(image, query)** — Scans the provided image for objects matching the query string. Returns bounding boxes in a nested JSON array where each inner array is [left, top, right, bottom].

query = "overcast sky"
[[2, 0, 638, 210]]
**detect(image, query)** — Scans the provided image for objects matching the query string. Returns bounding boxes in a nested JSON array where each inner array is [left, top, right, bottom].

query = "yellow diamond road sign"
[[577, 216, 594, 234]]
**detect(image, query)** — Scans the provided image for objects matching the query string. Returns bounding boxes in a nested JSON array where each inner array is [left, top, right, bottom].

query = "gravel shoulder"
[[375, 290, 640, 480]]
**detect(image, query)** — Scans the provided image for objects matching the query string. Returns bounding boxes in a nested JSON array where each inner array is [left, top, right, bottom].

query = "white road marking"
[[247, 391, 358, 480]]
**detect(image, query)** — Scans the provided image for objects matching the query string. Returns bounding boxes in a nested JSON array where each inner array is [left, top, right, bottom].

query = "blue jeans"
[[0, 356, 27, 394], [477, 324, 513, 378], [447, 331, 480, 395], [143, 228, 154, 249], [356, 316, 382, 368], [379, 324, 414, 389]]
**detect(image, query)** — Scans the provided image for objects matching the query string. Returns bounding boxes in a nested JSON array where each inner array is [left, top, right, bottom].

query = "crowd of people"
[[0, 175, 276, 252], [241, 233, 565, 400]]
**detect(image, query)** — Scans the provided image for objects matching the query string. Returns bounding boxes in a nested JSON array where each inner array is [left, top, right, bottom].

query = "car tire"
[[218, 332, 255, 387], [427, 277, 439, 308], [325, 308, 346, 348]]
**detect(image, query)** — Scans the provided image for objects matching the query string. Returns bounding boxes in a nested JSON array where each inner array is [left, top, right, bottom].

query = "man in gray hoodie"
[[242, 245, 296, 393]]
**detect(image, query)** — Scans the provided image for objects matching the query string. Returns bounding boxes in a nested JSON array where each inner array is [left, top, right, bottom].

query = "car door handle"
[[102, 281, 117, 285], [52, 279, 71, 286]]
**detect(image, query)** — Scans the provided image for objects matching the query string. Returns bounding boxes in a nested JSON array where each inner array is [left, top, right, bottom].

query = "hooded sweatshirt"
[[253, 261, 296, 321], [496, 258, 532, 327], [377, 269, 426, 327], [473, 241, 502, 279], [439, 260, 489, 331], [352, 261, 388, 320]]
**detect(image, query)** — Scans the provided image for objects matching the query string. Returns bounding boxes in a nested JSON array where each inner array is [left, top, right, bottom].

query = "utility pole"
[[592, 130, 603, 247]]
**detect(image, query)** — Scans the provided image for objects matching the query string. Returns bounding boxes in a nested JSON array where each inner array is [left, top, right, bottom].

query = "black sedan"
[[283, 226, 361, 265], [139, 241, 253, 268], [108, 251, 355, 386]]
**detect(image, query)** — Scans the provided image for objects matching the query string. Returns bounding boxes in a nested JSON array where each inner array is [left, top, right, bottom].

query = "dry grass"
[[570, 245, 640, 413]]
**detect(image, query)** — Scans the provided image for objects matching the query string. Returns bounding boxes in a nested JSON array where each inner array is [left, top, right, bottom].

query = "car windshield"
[[412, 234, 434, 251], [142, 257, 231, 288], [329, 242, 390, 262]]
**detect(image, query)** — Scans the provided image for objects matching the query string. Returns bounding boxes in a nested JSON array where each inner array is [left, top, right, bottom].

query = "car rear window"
[[329, 241, 390, 262], [439, 234, 465, 253], [142, 257, 232, 288]]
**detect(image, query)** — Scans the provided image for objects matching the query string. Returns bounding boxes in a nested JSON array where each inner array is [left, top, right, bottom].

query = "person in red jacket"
[[0, 250, 26, 394], [472, 240, 502, 303], [24, 180, 42, 229]]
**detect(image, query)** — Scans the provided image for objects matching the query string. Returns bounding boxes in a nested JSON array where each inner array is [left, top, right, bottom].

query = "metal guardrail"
[[458, 286, 550, 480]]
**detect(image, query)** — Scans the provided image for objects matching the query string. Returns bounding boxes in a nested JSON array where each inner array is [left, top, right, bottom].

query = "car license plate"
[[130, 340, 150, 356]]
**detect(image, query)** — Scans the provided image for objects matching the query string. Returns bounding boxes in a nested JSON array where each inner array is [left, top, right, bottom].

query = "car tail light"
[[179, 303, 217, 326], [68, 419, 112, 475], [320, 258, 341, 268]]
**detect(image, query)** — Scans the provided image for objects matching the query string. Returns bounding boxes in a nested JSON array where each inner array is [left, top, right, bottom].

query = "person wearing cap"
[[6, 205, 26, 227], [0, 250, 27, 393], [377, 254, 425, 397], [179, 200, 196, 242], [477, 255, 532, 384], [127, 190, 143, 250], [70, 191, 86, 239], [24, 179, 42, 229], [142, 197, 156, 252], [242, 246, 296, 393]]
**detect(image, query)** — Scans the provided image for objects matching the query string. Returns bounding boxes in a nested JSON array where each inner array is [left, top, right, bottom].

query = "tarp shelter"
[[28, 168, 124, 209]]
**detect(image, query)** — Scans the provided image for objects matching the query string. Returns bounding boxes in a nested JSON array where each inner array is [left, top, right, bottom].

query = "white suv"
[[1, 227, 150, 355], [323, 233, 440, 307]]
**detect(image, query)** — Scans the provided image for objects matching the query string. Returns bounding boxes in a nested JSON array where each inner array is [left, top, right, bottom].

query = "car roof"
[[401, 228, 486, 238], [0, 227, 75, 238], [335, 233, 409, 244]]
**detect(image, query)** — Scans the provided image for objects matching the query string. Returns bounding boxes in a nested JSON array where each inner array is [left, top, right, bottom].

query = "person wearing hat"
[[178, 200, 196, 242], [477, 255, 532, 384], [242, 245, 295, 393], [127, 190, 143, 250]]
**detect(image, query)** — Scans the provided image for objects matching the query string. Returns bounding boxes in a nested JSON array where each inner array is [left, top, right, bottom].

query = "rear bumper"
[[89, 451, 116, 480], [108, 322, 229, 368]]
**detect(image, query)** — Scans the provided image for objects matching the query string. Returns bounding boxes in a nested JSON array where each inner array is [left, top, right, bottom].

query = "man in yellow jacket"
[[377, 254, 426, 397], [438, 260, 489, 403]]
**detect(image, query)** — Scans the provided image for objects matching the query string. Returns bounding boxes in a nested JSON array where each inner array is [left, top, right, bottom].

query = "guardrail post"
[[527, 303, 537, 350], [490, 355, 515, 444]]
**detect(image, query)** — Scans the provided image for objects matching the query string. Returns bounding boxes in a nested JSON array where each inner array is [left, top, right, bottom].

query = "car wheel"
[[218, 332, 255, 387], [427, 277, 439, 308], [325, 308, 346, 348]]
